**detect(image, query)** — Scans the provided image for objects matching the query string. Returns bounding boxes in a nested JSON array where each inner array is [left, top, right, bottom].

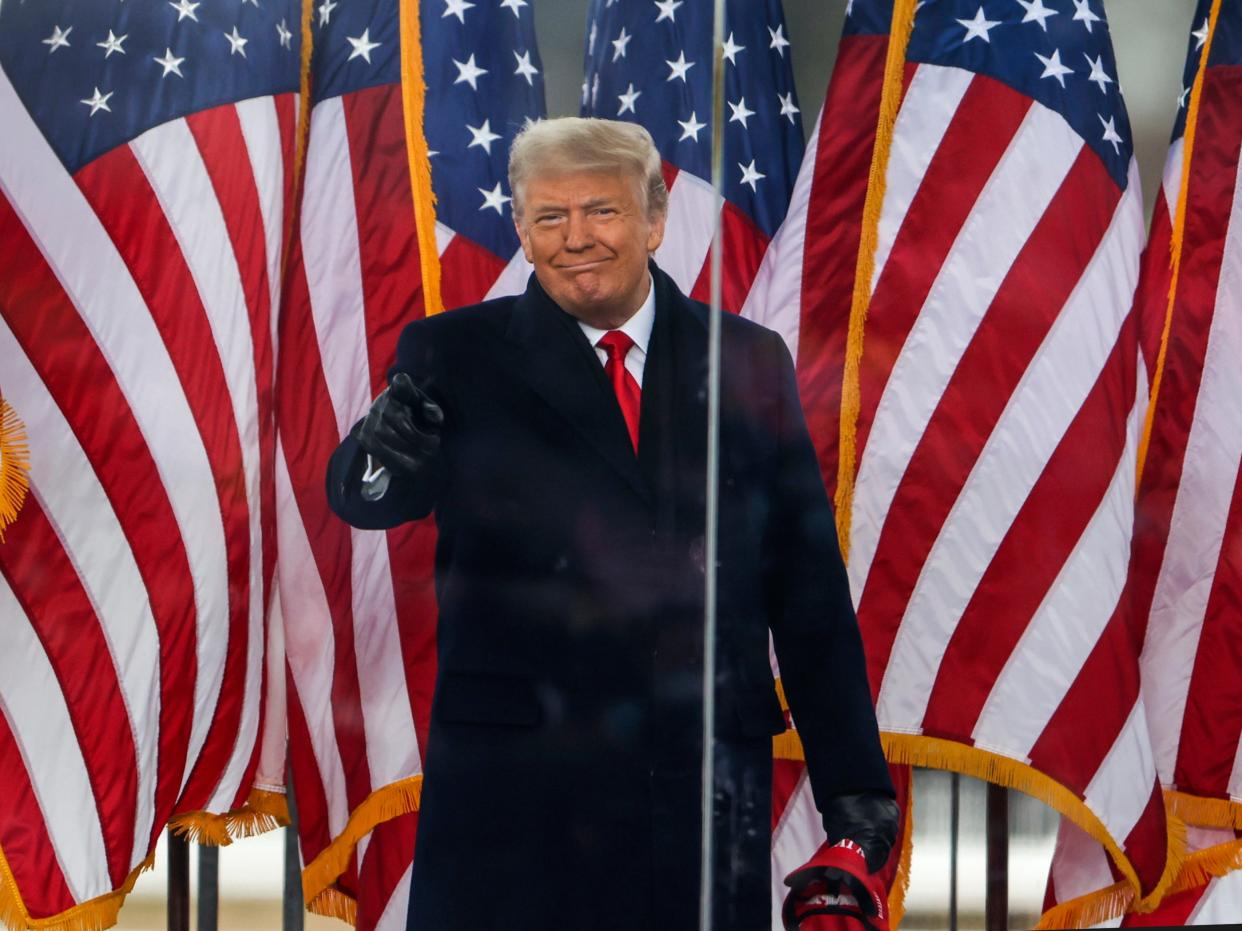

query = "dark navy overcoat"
[[326, 265, 891, 931]]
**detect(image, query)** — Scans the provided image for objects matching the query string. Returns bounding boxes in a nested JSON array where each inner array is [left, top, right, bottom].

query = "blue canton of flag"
[[908, 0, 1133, 189], [844, 0, 895, 38], [581, 0, 803, 240], [1, 0, 301, 172], [421, 0, 545, 260], [311, 0, 545, 263]]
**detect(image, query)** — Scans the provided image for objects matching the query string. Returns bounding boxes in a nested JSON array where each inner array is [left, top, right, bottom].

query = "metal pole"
[[197, 843, 219, 931], [985, 782, 1009, 931], [284, 777, 304, 931], [166, 830, 190, 931], [949, 773, 960, 931], [698, 1, 727, 929]]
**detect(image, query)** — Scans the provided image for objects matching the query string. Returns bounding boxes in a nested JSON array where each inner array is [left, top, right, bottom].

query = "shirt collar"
[[576, 274, 656, 355]]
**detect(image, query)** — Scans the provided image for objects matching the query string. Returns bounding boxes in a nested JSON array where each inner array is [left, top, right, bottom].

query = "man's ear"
[[646, 211, 667, 254], [515, 218, 534, 263]]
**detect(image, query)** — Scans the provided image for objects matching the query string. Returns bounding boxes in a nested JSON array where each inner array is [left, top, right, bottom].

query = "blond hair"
[[508, 117, 668, 222]]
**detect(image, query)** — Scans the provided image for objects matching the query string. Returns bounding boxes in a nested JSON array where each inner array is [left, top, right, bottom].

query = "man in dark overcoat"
[[327, 117, 897, 931]]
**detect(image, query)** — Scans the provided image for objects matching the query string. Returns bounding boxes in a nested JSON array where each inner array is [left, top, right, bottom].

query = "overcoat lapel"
[[504, 275, 652, 504], [639, 266, 708, 541]]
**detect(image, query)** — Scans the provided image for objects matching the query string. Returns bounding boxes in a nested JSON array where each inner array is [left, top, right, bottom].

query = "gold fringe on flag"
[[887, 771, 915, 929], [399, 0, 444, 317], [773, 729, 1188, 925], [1168, 836, 1242, 895], [0, 396, 31, 542], [166, 787, 292, 847], [1167, 788, 1242, 831], [300, 776, 423, 908], [1035, 823, 1242, 928], [306, 886, 358, 926], [228, 787, 293, 838], [1034, 878, 1132, 931], [833, 0, 919, 560], [0, 847, 153, 931], [1136, 0, 1223, 487]]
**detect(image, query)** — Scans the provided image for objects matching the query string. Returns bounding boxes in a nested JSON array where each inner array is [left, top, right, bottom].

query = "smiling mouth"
[[558, 259, 608, 270]]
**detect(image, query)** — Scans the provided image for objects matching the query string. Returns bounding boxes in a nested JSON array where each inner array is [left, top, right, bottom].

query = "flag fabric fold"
[[822, 0, 1176, 920], [1043, 0, 1242, 923], [0, 0, 299, 925], [276, 0, 544, 925]]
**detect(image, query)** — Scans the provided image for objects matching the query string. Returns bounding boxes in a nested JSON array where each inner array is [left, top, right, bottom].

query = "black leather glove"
[[821, 792, 900, 873], [351, 372, 444, 478]]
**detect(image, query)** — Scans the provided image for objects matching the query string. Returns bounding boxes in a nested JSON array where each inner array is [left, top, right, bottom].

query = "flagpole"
[[698, 0, 727, 927]]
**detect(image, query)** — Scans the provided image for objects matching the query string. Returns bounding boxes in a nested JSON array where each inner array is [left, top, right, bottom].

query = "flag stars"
[[617, 82, 641, 115], [1099, 114, 1122, 154], [317, 0, 337, 25], [666, 51, 694, 82], [738, 160, 765, 192], [154, 47, 185, 77], [958, 7, 1001, 43], [500, 0, 528, 17], [1035, 48, 1072, 88], [1178, 85, 1191, 109], [611, 27, 632, 61], [453, 53, 488, 90], [97, 30, 128, 58], [443, 0, 475, 22], [678, 111, 706, 142], [588, 22, 598, 55], [169, 0, 200, 23], [276, 19, 293, 48], [1071, 0, 1100, 33], [1084, 53, 1113, 93], [728, 96, 755, 129], [1017, 0, 1058, 31], [768, 24, 790, 56], [225, 26, 249, 57], [513, 49, 539, 85], [42, 24, 72, 53], [466, 119, 501, 153], [778, 91, 799, 124], [654, 0, 682, 24], [347, 28, 380, 63], [1192, 17, 1209, 50], [80, 86, 113, 116], [478, 182, 511, 215], [721, 32, 743, 66]]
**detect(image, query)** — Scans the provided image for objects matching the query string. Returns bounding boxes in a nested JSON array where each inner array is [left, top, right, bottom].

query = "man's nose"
[[564, 212, 593, 250]]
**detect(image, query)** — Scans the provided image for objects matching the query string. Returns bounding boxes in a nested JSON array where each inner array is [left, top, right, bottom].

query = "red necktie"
[[597, 331, 641, 452]]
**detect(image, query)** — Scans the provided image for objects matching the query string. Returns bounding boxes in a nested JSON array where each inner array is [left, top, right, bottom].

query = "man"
[[327, 117, 896, 931]]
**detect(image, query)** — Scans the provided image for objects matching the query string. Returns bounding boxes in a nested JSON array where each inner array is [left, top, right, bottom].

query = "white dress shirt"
[[575, 274, 656, 388]]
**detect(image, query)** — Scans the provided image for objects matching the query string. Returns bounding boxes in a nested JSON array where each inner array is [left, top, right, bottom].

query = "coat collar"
[[504, 270, 653, 503], [502, 263, 710, 511]]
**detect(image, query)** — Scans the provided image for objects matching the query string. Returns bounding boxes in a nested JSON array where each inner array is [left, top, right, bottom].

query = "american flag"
[[834, 0, 1174, 913], [580, 0, 804, 314], [0, 0, 296, 924], [755, 4, 917, 925], [276, 0, 544, 926], [1045, 1, 1242, 922]]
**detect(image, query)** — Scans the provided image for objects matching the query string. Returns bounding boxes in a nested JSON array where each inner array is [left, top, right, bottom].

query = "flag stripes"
[[0, 47, 290, 923], [1137, 61, 1242, 813]]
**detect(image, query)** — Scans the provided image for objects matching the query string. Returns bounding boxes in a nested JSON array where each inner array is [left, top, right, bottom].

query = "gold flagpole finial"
[[0, 395, 30, 541]]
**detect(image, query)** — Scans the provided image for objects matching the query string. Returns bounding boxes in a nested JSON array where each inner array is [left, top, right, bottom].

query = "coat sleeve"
[[324, 317, 449, 529], [761, 330, 893, 805]]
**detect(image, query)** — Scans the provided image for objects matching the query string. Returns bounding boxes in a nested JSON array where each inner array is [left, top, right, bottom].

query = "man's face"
[[515, 169, 666, 330]]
